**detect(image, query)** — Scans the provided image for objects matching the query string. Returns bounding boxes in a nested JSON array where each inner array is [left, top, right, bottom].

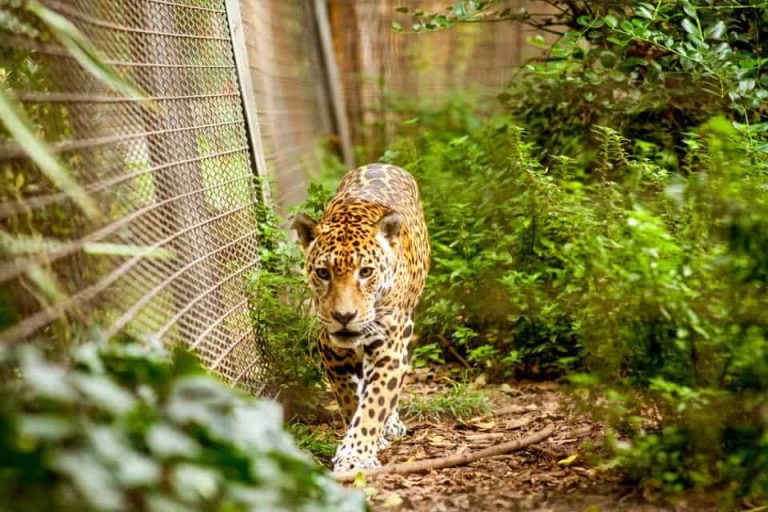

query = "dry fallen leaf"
[[428, 434, 454, 447], [470, 420, 497, 430], [382, 493, 404, 508]]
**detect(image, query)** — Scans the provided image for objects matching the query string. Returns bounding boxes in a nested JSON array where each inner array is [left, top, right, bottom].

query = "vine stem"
[[334, 424, 555, 482]]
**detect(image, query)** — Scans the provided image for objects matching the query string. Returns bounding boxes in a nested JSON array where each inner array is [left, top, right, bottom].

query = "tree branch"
[[334, 424, 555, 482], [437, 333, 472, 370]]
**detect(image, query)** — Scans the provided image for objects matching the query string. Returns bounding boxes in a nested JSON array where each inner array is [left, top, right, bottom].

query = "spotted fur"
[[292, 163, 430, 471]]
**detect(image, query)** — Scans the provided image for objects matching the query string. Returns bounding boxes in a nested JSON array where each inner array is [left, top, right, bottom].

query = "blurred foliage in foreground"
[[0, 339, 364, 511]]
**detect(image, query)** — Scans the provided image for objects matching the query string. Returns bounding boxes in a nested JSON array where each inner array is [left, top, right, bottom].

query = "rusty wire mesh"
[[0, 0, 270, 392], [239, 0, 337, 210], [330, 0, 549, 155]]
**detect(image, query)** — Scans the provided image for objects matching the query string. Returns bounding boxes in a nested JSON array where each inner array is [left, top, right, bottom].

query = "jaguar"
[[292, 163, 430, 471]]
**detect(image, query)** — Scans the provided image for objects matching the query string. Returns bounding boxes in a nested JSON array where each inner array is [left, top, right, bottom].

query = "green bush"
[[245, 199, 324, 418], [244, 184, 340, 419], [381, 110, 588, 379], [377, 0, 768, 500], [0, 338, 365, 511], [375, 101, 767, 498], [404, 0, 768, 168]]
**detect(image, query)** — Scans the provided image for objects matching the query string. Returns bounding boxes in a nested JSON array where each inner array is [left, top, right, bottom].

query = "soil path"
[[315, 367, 717, 511]]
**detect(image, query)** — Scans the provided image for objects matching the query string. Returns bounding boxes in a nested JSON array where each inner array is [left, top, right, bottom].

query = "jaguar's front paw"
[[333, 442, 381, 471], [332, 451, 381, 472], [383, 410, 407, 439]]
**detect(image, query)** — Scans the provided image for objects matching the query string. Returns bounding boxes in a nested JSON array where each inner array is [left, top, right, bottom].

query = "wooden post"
[[225, 0, 272, 206]]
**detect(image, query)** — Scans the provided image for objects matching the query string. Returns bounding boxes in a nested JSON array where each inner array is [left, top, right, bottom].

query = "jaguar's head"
[[292, 207, 402, 347]]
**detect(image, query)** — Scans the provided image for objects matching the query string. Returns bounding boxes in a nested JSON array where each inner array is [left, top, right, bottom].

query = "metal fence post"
[[225, 0, 272, 206]]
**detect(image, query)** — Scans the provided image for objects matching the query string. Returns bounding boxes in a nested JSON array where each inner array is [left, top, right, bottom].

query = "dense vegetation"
[[376, 0, 768, 503], [380, 99, 767, 501], [2, 0, 767, 508]]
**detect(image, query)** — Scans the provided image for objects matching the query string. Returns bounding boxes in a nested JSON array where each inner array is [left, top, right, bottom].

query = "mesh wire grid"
[[239, 0, 334, 210], [0, 0, 271, 392], [330, 0, 553, 155]]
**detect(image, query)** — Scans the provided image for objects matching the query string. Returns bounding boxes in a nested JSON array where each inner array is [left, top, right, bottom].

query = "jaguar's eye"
[[315, 268, 331, 280], [359, 267, 374, 278]]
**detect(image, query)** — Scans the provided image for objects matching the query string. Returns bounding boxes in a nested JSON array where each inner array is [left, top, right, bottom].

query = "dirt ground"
[[317, 367, 725, 512]]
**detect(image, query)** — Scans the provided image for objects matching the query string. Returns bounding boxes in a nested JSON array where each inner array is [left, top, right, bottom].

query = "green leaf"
[[391, 20, 403, 32], [704, 20, 726, 40], [83, 242, 175, 259], [52, 450, 125, 510], [635, 5, 654, 19], [603, 15, 618, 28], [171, 464, 221, 502], [25, 262, 68, 304], [681, 18, 698, 36], [0, 89, 100, 219], [19, 414, 76, 441], [19, 347, 76, 402], [0, 233, 175, 259], [147, 424, 202, 458], [28, 1, 145, 101], [72, 374, 137, 415]]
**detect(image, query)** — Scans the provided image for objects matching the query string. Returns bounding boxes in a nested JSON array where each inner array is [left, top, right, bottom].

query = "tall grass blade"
[[0, 88, 100, 219]]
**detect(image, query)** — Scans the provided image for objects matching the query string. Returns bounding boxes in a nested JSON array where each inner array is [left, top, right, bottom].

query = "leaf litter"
[[312, 366, 721, 511]]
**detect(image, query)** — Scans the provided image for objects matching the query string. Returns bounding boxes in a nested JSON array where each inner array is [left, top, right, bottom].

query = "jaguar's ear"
[[377, 211, 403, 246], [292, 213, 318, 253]]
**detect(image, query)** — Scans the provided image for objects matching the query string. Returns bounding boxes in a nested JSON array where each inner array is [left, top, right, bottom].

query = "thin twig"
[[334, 424, 555, 482], [437, 334, 472, 370]]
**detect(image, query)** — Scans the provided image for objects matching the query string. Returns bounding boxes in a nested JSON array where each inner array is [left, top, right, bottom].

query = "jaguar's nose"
[[331, 310, 358, 325]]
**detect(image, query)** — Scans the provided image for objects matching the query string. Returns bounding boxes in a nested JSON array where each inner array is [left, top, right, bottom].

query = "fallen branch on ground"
[[334, 423, 555, 482]]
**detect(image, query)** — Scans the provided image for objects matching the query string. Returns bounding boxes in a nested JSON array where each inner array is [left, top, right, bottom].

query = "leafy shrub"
[[402, 0, 768, 168], [374, 101, 767, 499], [381, 110, 588, 379], [244, 188, 333, 418], [377, 0, 768, 499], [0, 338, 364, 511]]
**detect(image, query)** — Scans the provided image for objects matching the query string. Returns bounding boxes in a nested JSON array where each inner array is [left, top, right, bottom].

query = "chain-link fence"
[[1, 0, 275, 392]]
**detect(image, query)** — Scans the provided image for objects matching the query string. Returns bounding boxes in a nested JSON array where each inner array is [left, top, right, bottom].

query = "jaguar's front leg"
[[318, 333, 363, 425], [332, 335, 408, 472]]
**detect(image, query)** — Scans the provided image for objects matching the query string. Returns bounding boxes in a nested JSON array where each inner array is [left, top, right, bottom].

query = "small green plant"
[[0, 338, 365, 512], [245, 183, 334, 418], [410, 342, 445, 368], [288, 423, 338, 467], [399, 382, 490, 422]]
